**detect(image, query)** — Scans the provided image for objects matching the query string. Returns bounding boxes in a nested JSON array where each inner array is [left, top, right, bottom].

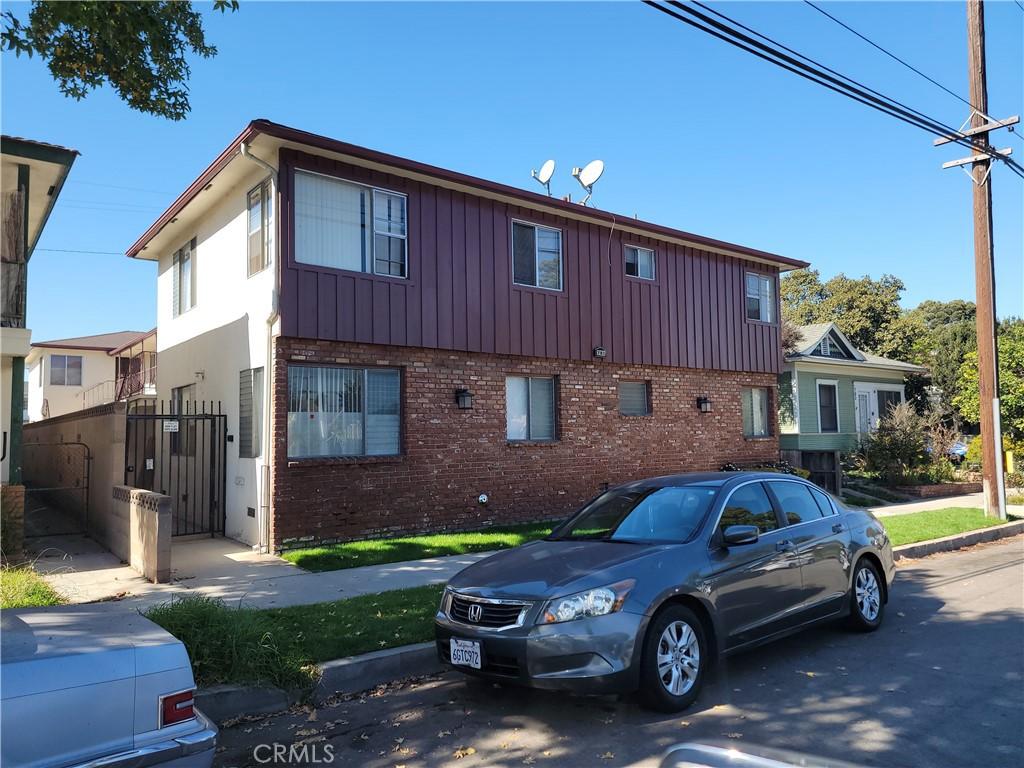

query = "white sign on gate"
[[163, 420, 180, 433]]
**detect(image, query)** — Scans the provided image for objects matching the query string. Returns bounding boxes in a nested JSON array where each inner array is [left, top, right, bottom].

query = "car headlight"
[[539, 580, 635, 624], [438, 588, 451, 612]]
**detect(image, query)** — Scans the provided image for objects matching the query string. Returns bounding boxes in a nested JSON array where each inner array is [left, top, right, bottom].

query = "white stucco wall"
[[26, 347, 117, 422], [155, 166, 275, 547]]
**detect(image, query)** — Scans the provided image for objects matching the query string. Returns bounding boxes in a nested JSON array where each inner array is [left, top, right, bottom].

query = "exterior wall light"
[[697, 397, 712, 413], [455, 388, 474, 409], [593, 346, 607, 359]]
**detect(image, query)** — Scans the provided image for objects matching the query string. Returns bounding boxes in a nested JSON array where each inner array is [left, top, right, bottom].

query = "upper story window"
[[172, 237, 197, 317], [745, 272, 774, 323], [625, 245, 655, 280], [247, 179, 274, 277], [512, 221, 562, 291], [294, 170, 408, 278], [49, 354, 82, 386]]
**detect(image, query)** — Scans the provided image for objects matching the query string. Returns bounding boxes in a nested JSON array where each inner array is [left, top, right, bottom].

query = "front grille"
[[448, 593, 529, 629]]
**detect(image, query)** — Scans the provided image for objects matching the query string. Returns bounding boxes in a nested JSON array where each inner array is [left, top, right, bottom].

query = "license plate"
[[450, 638, 482, 669]]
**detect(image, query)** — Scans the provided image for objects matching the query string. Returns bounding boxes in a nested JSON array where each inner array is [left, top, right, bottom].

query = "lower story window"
[[287, 365, 400, 458], [742, 387, 771, 437], [506, 375, 556, 441]]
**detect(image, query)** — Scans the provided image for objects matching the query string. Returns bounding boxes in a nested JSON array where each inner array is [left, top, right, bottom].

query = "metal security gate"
[[125, 401, 227, 536]]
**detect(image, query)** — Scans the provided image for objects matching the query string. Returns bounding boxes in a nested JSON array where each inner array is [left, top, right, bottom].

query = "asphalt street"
[[214, 538, 1024, 768]]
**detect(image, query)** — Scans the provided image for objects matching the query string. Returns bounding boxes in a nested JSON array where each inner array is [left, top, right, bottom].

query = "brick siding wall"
[[271, 338, 780, 550]]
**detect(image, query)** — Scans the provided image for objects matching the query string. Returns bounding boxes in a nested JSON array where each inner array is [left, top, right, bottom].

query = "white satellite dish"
[[571, 160, 605, 206], [531, 159, 556, 196]]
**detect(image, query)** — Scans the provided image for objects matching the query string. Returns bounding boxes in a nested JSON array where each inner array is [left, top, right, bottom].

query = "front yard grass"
[[0, 566, 65, 609], [145, 584, 444, 690], [884, 507, 1010, 547], [281, 523, 553, 572]]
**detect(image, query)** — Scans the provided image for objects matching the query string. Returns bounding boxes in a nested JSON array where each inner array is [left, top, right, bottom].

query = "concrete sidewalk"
[[29, 532, 490, 613], [870, 492, 1024, 518]]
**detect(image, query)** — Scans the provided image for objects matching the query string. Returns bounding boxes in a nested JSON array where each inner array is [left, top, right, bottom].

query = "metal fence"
[[125, 401, 227, 536]]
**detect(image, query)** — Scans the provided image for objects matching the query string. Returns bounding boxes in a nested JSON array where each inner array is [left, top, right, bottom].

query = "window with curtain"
[[294, 171, 407, 278], [512, 221, 562, 290], [818, 381, 839, 433], [247, 179, 274, 276], [287, 365, 401, 458], [239, 367, 264, 459], [506, 376, 556, 441], [172, 237, 197, 317], [745, 272, 774, 322], [49, 354, 82, 386], [742, 387, 771, 437], [625, 245, 655, 280], [619, 380, 651, 416]]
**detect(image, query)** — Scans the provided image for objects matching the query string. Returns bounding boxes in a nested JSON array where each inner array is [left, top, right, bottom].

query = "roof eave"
[[126, 120, 810, 270]]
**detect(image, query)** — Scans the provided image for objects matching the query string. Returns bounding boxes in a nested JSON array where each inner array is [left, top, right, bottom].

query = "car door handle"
[[776, 540, 795, 552], [832, 523, 844, 534]]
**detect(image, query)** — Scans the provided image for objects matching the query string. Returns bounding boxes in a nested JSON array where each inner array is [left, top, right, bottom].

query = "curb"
[[314, 641, 440, 704], [196, 641, 441, 723], [893, 518, 1024, 561]]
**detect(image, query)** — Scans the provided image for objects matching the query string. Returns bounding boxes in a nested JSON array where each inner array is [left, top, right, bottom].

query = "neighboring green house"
[[779, 323, 926, 491]]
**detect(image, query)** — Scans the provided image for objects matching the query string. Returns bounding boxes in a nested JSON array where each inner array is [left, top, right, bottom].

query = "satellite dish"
[[531, 159, 556, 196], [571, 160, 605, 206]]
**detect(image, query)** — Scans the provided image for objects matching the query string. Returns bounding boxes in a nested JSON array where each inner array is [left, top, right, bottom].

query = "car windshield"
[[550, 485, 719, 543]]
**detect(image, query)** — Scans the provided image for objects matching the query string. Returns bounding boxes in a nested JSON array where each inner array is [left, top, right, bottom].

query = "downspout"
[[241, 141, 279, 553]]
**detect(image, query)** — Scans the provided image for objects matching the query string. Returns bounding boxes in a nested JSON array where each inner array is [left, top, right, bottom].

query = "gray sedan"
[[435, 472, 894, 712]]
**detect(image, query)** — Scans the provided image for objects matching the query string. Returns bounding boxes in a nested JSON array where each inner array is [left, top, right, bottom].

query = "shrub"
[[861, 402, 930, 483], [0, 566, 64, 609]]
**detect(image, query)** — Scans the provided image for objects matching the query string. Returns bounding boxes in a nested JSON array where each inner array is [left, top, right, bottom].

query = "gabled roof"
[[787, 322, 926, 373], [125, 119, 810, 272], [31, 330, 149, 352]]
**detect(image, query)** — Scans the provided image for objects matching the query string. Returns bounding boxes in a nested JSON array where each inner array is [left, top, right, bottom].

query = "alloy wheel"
[[855, 566, 881, 621], [656, 620, 700, 696]]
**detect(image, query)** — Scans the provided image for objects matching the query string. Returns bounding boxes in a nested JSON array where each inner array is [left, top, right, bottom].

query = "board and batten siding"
[[277, 148, 783, 374]]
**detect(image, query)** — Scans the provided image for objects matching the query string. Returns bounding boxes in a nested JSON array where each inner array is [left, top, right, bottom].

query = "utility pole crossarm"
[[933, 114, 1020, 146]]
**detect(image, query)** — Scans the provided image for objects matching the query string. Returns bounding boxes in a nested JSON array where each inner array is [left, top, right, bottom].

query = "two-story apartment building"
[[127, 120, 808, 552], [25, 330, 153, 420]]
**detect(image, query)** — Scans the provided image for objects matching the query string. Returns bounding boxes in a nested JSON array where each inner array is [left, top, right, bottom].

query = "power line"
[[802, 0, 1023, 145], [643, 1, 1024, 179], [35, 247, 125, 256], [65, 179, 173, 195], [1014, 1, 1024, 14], [803, 1, 973, 110]]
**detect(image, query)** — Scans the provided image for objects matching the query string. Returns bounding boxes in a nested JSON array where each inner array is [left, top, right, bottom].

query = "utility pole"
[[936, 0, 1013, 520]]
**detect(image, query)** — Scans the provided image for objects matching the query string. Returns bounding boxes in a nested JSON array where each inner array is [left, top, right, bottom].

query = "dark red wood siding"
[[278, 148, 783, 374]]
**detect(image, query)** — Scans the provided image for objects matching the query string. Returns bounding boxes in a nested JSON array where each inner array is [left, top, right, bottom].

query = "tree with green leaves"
[[954, 318, 1024, 441], [2, 1, 238, 121], [780, 269, 907, 356]]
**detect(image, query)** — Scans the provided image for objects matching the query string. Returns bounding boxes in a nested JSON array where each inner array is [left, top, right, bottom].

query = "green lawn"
[[282, 523, 554, 572], [884, 507, 1009, 547], [145, 584, 444, 689], [0, 567, 65, 609]]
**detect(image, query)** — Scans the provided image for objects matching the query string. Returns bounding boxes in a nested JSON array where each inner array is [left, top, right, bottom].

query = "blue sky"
[[3, 1, 1022, 343]]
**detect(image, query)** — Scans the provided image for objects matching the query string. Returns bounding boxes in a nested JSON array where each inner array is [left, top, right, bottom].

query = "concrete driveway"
[[213, 538, 1024, 768]]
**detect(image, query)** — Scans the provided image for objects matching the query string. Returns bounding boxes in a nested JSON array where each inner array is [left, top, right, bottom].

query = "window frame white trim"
[[246, 177, 274, 278], [742, 385, 772, 438], [510, 218, 564, 292], [815, 378, 840, 434], [292, 168, 410, 280], [624, 244, 656, 281], [744, 271, 776, 324]]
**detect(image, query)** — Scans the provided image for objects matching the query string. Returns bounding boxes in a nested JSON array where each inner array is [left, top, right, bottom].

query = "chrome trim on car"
[[444, 589, 531, 632], [71, 709, 217, 768]]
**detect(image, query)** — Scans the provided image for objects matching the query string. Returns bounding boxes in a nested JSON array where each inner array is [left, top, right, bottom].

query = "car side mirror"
[[722, 525, 759, 546]]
